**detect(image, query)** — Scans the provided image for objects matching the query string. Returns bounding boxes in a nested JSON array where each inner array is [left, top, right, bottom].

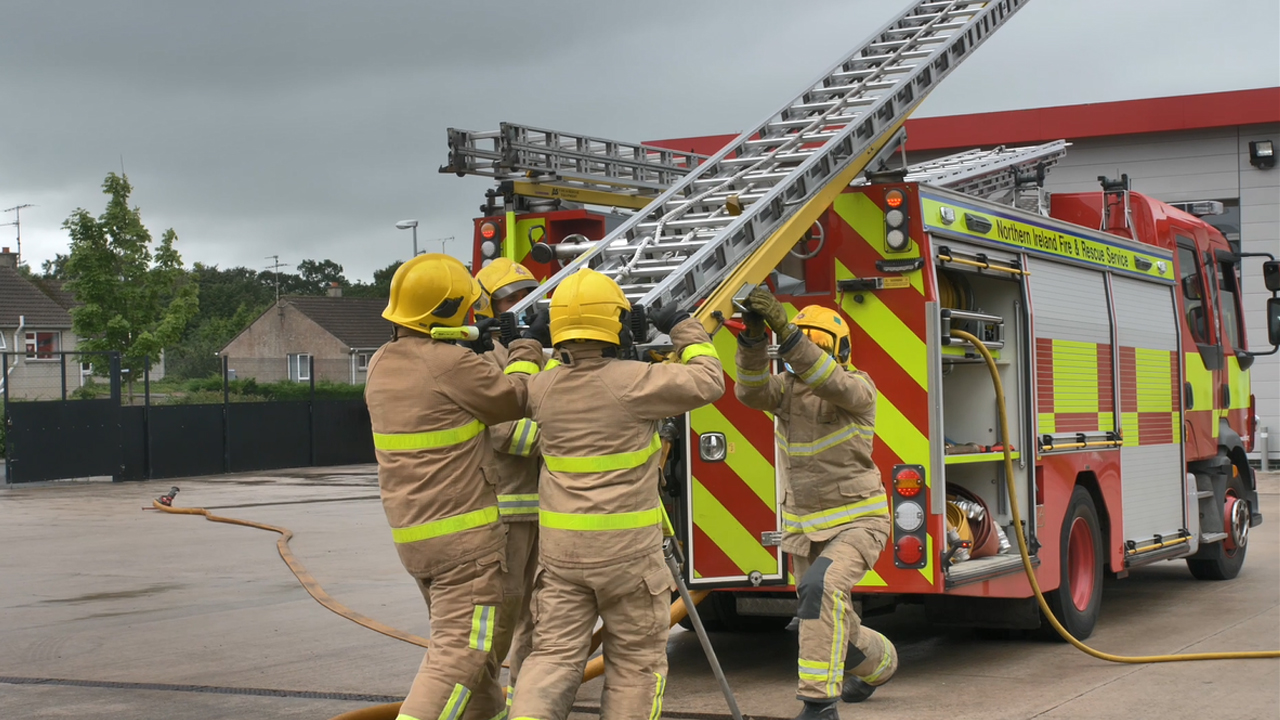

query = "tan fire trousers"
[[792, 519, 897, 701], [501, 522, 539, 703], [402, 551, 512, 720], [509, 550, 674, 720]]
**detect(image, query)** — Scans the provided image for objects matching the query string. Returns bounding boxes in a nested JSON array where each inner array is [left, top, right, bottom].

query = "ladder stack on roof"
[[501, 0, 1031, 333], [441, 124, 708, 210]]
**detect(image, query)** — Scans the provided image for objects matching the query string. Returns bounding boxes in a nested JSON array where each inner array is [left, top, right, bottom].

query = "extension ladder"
[[441, 124, 707, 210], [503, 0, 1032, 335], [447, 122, 1065, 211]]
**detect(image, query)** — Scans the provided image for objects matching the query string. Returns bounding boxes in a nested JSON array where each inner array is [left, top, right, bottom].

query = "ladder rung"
[[743, 131, 840, 148], [720, 151, 813, 167], [788, 94, 882, 114], [771, 112, 864, 130]]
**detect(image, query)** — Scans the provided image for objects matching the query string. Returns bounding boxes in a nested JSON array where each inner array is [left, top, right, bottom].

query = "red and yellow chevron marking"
[[1036, 339, 1115, 435], [821, 191, 936, 589], [688, 325, 781, 581], [1119, 347, 1180, 446]]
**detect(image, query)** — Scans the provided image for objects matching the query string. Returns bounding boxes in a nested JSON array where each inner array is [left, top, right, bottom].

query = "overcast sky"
[[2, 0, 1277, 283]]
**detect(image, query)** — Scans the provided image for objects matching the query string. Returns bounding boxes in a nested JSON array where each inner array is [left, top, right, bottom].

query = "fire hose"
[[949, 328, 1279, 664]]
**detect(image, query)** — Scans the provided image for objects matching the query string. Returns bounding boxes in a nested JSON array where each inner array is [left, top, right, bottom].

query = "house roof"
[[0, 266, 73, 328], [286, 296, 392, 349], [31, 278, 79, 311], [645, 87, 1280, 155]]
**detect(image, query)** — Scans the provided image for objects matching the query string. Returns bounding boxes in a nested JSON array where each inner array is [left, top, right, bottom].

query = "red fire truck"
[[443, 0, 1279, 639], [456, 146, 1277, 638]]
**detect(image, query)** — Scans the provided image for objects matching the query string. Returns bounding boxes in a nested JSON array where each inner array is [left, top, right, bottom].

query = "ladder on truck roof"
[[503, 0, 1031, 336], [440, 124, 708, 210], [863, 140, 1069, 200], [446, 122, 1066, 211]]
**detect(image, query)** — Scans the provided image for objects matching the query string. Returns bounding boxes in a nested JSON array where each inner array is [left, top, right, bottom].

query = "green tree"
[[63, 173, 199, 396], [346, 259, 403, 299], [296, 258, 347, 294], [41, 253, 70, 279]]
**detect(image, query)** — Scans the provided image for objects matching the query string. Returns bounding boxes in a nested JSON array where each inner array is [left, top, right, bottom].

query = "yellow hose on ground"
[[949, 329, 1279, 663]]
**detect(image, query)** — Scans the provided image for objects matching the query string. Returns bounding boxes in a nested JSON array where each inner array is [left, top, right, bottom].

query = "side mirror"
[[1181, 274, 1202, 300], [1269, 297, 1280, 348], [1264, 261, 1280, 293]]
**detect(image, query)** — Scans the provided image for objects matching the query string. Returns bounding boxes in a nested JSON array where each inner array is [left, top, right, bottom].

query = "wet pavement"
[[1, 466, 1276, 719]]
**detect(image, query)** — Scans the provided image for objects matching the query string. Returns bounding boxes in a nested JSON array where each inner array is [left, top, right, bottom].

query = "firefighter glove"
[[746, 286, 797, 343], [741, 309, 767, 339], [650, 303, 690, 335], [519, 307, 553, 347], [467, 317, 498, 354]]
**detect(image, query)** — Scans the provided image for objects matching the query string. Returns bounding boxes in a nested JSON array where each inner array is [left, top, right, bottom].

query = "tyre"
[[1041, 486, 1104, 641], [1187, 463, 1250, 581]]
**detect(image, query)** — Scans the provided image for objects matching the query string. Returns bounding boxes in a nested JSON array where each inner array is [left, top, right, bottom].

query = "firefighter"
[[365, 253, 547, 720], [735, 286, 896, 720], [508, 268, 725, 720], [473, 258, 545, 704]]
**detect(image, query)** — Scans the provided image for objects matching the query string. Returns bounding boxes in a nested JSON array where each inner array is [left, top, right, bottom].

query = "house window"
[[25, 331, 60, 360], [288, 353, 312, 382], [356, 352, 371, 371]]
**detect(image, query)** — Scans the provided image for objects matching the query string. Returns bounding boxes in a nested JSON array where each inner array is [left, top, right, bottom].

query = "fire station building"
[[659, 87, 1280, 462]]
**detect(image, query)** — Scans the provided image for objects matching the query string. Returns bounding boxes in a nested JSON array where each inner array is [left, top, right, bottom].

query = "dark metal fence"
[[2, 353, 373, 483]]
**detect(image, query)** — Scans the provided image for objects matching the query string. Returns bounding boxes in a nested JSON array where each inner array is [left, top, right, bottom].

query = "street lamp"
[[395, 219, 419, 257]]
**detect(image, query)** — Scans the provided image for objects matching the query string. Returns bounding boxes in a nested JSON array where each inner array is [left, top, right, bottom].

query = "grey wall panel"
[[1111, 277, 1178, 352], [1121, 444, 1185, 542], [1239, 124, 1280, 454], [1026, 257, 1110, 344]]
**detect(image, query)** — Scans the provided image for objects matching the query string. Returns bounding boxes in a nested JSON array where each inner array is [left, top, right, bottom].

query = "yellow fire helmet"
[[549, 267, 631, 346], [382, 253, 481, 331], [474, 258, 540, 319], [794, 305, 852, 366]]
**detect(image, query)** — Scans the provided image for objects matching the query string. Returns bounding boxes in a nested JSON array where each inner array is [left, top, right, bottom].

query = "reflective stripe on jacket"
[[365, 334, 543, 577], [735, 333, 884, 545], [485, 343, 545, 523], [526, 318, 725, 568]]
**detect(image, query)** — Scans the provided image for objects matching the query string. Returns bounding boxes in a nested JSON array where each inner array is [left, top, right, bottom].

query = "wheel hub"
[[1223, 495, 1249, 552], [1067, 516, 1096, 613]]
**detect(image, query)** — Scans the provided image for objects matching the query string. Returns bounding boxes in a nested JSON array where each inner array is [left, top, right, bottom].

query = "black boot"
[[841, 675, 878, 703], [794, 698, 840, 720]]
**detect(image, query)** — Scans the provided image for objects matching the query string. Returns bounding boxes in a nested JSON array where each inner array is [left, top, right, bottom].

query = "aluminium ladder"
[[503, 0, 1032, 335], [447, 122, 1066, 210], [440, 124, 708, 210]]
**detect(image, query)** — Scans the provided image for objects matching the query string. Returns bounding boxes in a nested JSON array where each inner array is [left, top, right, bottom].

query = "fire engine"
[[441, 0, 1280, 640]]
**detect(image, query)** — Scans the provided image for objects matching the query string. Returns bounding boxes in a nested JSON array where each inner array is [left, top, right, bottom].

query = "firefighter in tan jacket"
[[508, 268, 724, 720], [736, 286, 896, 720], [365, 254, 546, 720], [473, 258, 545, 702]]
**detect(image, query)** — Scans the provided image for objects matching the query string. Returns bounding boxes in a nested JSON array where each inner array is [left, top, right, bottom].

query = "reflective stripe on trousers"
[[782, 496, 888, 534], [498, 494, 539, 517], [542, 433, 661, 473], [392, 683, 471, 720], [469, 605, 496, 652], [374, 418, 485, 451], [391, 506, 500, 544]]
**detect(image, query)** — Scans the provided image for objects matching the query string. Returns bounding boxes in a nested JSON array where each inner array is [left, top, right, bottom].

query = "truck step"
[[1199, 532, 1228, 544], [1195, 490, 1215, 500]]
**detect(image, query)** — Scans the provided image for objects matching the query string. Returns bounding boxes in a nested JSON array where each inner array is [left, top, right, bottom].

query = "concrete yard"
[[2, 467, 1277, 720]]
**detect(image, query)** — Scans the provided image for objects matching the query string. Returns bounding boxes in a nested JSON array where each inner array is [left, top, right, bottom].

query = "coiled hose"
[[949, 328, 1279, 663]]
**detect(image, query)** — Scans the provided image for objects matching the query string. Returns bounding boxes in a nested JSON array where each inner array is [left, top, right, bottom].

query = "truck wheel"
[[1187, 464, 1250, 581], [1042, 486, 1103, 641]]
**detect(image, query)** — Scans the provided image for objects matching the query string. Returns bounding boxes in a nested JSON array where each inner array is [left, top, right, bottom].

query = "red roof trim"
[[646, 88, 1280, 155]]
